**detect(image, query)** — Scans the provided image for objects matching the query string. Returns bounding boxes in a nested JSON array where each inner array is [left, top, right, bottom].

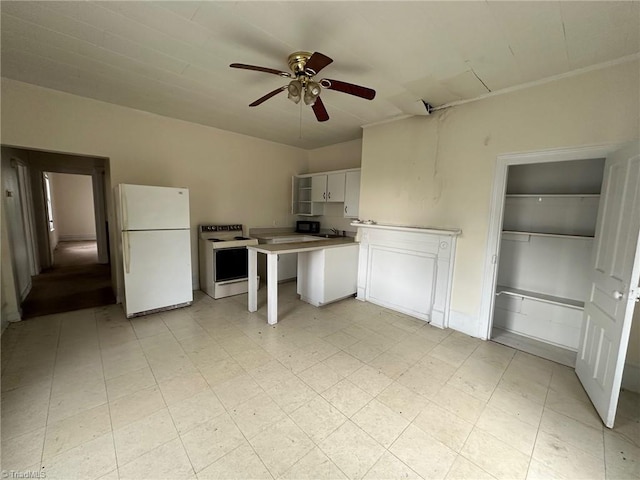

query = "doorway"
[[479, 143, 640, 427], [490, 157, 605, 366], [1, 146, 114, 320]]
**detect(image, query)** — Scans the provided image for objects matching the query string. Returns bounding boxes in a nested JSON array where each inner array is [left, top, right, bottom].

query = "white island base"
[[248, 238, 357, 325], [297, 244, 359, 307]]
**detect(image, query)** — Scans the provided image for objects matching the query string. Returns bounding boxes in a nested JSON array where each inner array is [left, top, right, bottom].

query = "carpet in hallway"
[[21, 241, 115, 319]]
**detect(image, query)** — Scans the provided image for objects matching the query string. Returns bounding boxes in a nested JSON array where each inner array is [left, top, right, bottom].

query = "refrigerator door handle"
[[122, 188, 129, 231], [123, 231, 131, 274]]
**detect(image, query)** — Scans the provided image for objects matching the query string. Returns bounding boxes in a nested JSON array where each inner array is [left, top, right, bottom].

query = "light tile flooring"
[[1, 283, 638, 480]]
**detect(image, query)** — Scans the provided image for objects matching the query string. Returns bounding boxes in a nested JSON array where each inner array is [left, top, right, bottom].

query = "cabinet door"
[[327, 173, 346, 202], [311, 175, 327, 202], [344, 171, 361, 218]]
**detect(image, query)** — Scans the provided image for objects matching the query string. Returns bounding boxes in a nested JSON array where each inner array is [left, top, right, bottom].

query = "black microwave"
[[296, 221, 320, 234]]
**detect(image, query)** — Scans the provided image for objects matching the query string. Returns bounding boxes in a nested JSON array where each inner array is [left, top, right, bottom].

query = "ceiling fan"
[[230, 51, 376, 122]]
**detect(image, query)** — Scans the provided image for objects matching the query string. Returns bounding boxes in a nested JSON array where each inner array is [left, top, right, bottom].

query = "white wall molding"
[[449, 310, 479, 338], [354, 224, 459, 328], [1, 305, 22, 333]]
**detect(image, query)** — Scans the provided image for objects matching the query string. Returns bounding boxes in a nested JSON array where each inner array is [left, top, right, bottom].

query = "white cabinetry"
[[292, 169, 360, 216], [297, 244, 358, 306], [292, 176, 324, 216], [493, 159, 604, 352], [311, 173, 346, 202], [311, 175, 328, 202], [344, 170, 361, 218], [326, 173, 346, 202]]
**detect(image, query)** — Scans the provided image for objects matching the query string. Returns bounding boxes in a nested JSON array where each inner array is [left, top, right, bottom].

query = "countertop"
[[248, 236, 356, 254], [250, 231, 301, 241]]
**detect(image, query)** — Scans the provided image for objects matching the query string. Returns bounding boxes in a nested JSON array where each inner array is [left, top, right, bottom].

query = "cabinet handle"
[[328, 192, 331, 200], [345, 205, 348, 213], [323, 192, 326, 200]]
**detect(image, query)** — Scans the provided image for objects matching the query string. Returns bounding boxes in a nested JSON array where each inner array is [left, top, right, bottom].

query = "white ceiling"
[[1, 1, 638, 149]]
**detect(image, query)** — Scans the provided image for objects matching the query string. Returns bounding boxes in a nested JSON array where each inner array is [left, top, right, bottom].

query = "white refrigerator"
[[116, 184, 193, 318]]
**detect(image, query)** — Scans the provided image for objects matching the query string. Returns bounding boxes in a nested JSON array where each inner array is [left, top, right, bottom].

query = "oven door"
[[214, 247, 248, 282]]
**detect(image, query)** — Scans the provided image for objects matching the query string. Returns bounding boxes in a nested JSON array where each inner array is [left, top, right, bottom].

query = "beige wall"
[[304, 139, 363, 232], [50, 173, 96, 241], [307, 139, 362, 173], [1, 78, 308, 292], [361, 60, 639, 332]]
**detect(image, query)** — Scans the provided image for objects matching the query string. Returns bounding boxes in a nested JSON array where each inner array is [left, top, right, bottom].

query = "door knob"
[[613, 290, 624, 300]]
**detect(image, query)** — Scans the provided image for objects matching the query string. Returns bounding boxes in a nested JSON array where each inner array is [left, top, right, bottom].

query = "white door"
[[122, 229, 193, 317], [119, 184, 190, 230], [576, 142, 640, 428]]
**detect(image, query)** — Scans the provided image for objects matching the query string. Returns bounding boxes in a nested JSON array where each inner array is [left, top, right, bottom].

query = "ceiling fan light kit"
[[287, 80, 302, 104], [230, 51, 376, 122]]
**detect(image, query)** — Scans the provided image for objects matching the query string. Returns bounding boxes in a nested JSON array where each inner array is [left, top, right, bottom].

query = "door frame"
[[13, 159, 39, 275], [478, 143, 626, 340]]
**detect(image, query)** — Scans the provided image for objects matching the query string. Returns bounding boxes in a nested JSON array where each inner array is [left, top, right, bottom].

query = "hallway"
[[20, 241, 114, 319]]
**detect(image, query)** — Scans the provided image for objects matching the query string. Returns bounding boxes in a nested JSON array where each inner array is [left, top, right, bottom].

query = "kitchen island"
[[247, 236, 357, 325]]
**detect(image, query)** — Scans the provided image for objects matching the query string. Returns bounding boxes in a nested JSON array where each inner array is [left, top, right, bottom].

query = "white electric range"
[[198, 224, 258, 299]]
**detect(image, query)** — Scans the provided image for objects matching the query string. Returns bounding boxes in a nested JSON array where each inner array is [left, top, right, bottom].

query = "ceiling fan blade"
[[249, 86, 287, 107], [312, 96, 329, 122], [304, 52, 333, 76], [322, 79, 376, 100], [230, 63, 291, 77]]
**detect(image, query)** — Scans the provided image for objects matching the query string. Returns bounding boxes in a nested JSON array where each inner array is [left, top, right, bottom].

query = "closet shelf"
[[505, 193, 600, 198], [502, 230, 594, 240], [496, 285, 584, 310]]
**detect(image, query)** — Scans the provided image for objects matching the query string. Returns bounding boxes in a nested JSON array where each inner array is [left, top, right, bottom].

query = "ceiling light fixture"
[[287, 80, 302, 104], [304, 81, 322, 106]]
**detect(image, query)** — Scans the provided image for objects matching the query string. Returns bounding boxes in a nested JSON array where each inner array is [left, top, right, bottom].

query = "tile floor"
[[1, 284, 638, 480]]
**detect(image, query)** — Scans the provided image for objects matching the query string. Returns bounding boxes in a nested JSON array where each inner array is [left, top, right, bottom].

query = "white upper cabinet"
[[311, 174, 328, 202], [292, 176, 324, 216], [344, 170, 361, 218], [326, 173, 346, 202], [311, 172, 346, 203], [293, 168, 360, 215]]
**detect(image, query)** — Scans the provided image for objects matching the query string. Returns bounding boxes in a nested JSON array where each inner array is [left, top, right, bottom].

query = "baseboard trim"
[[449, 310, 480, 338], [1, 307, 21, 334], [622, 362, 640, 393], [59, 235, 97, 241]]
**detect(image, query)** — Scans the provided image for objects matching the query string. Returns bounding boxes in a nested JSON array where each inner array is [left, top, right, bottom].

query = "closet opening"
[[490, 158, 605, 366]]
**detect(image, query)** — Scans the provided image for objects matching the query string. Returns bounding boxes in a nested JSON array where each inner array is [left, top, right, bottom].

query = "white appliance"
[[116, 184, 193, 318], [199, 224, 258, 299]]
